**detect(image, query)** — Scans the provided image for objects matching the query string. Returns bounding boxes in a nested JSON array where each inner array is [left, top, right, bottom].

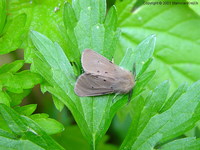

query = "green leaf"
[[0, 14, 26, 54], [159, 137, 200, 150], [30, 115, 65, 135], [7, 0, 66, 62], [0, 129, 15, 139], [8, 89, 31, 106], [117, 0, 200, 91], [14, 104, 37, 116], [0, 90, 11, 106], [0, 0, 6, 35], [0, 104, 64, 150], [120, 81, 200, 150], [53, 125, 118, 150], [103, 5, 120, 60], [63, 2, 80, 70], [0, 70, 42, 93], [30, 30, 155, 148], [30, 0, 156, 147], [160, 83, 188, 113], [0, 136, 45, 150], [187, 0, 200, 16], [0, 60, 24, 74], [52, 95, 65, 112], [119, 34, 156, 75], [115, 0, 136, 24]]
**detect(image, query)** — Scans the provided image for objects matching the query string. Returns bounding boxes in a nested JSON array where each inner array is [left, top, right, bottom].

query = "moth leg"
[[112, 93, 119, 103], [111, 58, 114, 63], [132, 63, 136, 77], [127, 89, 133, 104]]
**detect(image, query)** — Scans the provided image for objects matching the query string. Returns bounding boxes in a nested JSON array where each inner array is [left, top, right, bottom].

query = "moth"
[[74, 49, 135, 97]]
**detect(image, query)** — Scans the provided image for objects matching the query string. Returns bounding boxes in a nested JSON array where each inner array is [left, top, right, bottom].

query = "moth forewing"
[[81, 49, 120, 77], [74, 73, 114, 96]]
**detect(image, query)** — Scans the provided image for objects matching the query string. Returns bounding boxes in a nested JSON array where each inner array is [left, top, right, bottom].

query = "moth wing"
[[74, 73, 115, 96], [82, 49, 121, 77]]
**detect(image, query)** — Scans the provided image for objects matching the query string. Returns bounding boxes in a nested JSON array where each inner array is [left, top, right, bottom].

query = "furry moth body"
[[74, 49, 135, 97]]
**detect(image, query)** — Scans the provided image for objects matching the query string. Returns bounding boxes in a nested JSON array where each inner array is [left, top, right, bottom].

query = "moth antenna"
[[132, 63, 137, 82], [132, 63, 136, 76]]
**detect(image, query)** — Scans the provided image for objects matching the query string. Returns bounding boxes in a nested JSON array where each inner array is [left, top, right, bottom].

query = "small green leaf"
[[0, 104, 64, 150], [160, 83, 188, 113], [187, 0, 200, 16], [132, 70, 156, 98], [7, 0, 66, 62], [115, 0, 136, 24], [0, 136, 45, 150], [30, 113, 49, 119], [137, 58, 153, 78], [0, 70, 42, 93], [63, 2, 80, 68], [0, 14, 26, 54], [8, 89, 31, 106], [0, 0, 6, 35], [103, 6, 120, 60], [159, 137, 200, 150], [0, 60, 24, 74], [30, 116, 65, 135], [120, 35, 156, 75], [0, 129, 15, 139], [14, 104, 37, 116], [53, 95, 64, 112], [0, 90, 11, 106]]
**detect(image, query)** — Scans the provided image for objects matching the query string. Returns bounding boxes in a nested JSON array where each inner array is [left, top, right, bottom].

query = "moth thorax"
[[114, 71, 135, 94]]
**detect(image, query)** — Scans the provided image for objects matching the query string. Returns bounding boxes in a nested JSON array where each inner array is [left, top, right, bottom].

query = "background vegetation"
[[0, 0, 200, 149]]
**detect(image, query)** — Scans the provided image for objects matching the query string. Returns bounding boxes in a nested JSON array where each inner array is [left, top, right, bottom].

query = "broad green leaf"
[[0, 0, 6, 35], [0, 60, 24, 74], [120, 81, 200, 150], [14, 104, 37, 116], [7, 0, 66, 62], [0, 70, 42, 93], [0, 104, 64, 150], [116, 0, 200, 91], [159, 137, 200, 150], [187, 0, 200, 16], [0, 14, 26, 54]]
